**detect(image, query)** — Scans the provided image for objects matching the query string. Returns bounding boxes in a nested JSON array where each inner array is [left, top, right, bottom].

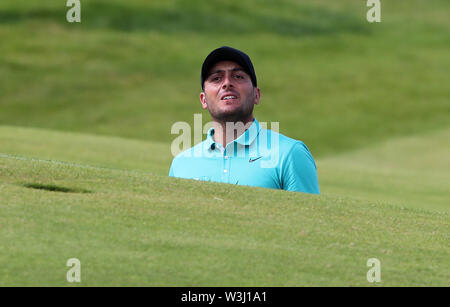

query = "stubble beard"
[[206, 89, 255, 124]]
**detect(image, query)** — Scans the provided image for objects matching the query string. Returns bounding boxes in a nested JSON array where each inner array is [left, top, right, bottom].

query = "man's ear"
[[200, 92, 208, 109], [254, 87, 261, 105]]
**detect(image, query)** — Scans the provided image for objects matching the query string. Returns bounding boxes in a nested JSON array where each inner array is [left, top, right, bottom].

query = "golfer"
[[169, 46, 320, 194]]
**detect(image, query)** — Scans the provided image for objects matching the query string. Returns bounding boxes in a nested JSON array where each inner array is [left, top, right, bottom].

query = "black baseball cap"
[[201, 46, 257, 90]]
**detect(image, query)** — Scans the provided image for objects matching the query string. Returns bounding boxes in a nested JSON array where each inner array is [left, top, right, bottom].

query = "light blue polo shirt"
[[169, 119, 320, 194]]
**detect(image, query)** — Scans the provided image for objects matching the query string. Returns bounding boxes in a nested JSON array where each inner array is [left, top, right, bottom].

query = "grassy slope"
[[0, 0, 449, 157], [0, 125, 171, 174], [1, 125, 448, 212], [319, 128, 450, 212], [0, 0, 449, 286], [0, 126, 448, 286]]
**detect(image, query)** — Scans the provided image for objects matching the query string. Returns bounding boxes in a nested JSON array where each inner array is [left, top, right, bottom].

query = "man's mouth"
[[222, 95, 237, 100], [220, 94, 239, 101]]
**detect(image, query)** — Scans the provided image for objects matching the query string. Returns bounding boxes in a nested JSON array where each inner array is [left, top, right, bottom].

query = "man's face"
[[200, 61, 260, 123]]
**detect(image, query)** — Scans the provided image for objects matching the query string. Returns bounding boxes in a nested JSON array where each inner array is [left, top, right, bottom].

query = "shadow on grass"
[[0, 0, 370, 37], [21, 183, 92, 194]]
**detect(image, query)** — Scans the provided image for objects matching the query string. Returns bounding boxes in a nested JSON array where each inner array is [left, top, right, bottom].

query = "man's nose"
[[222, 74, 234, 89]]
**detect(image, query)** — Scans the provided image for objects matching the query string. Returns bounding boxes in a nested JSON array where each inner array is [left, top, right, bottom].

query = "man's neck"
[[212, 116, 255, 148]]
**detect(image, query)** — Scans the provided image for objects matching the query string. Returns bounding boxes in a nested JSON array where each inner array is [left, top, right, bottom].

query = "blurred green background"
[[1, 0, 448, 158]]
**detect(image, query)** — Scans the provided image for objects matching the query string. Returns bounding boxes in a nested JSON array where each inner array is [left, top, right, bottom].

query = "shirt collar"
[[235, 118, 261, 145], [205, 119, 261, 150]]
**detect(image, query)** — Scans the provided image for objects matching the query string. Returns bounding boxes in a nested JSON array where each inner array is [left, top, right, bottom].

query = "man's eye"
[[234, 75, 244, 79], [211, 76, 221, 81]]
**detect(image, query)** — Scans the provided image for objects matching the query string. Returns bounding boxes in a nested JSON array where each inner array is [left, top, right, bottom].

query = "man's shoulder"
[[260, 128, 318, 187], [259, 126, 309, 154]]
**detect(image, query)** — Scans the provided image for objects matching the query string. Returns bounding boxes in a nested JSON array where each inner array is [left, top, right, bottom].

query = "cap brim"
[[202, 49, 249, 84]]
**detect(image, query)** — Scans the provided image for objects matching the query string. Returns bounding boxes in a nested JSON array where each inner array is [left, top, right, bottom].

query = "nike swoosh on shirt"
[[249, 156, 263, 163]]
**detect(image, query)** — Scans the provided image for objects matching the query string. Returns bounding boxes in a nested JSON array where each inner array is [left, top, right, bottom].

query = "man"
[[169, 46, 320, 194]]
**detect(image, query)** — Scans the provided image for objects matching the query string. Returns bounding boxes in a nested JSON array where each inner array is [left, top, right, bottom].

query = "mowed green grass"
[[0, 0, 449, 286], [0, 0, 449, 157], [1, 125, 449, 212], [0, 126, 448, 286]]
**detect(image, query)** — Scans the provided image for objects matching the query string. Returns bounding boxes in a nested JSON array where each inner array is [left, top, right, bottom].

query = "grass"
[[319, 128, 450, 212], [1, 125, 449, 212], [21, 183, 92, 194], [0, 126, 448, 286], [0, 0, 449, 286], [0, 0, 449, 156]]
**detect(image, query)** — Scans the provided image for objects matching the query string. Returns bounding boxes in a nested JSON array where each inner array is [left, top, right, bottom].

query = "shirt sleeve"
[[282, 142, 320, 194], [169, 159, 175, 177]]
